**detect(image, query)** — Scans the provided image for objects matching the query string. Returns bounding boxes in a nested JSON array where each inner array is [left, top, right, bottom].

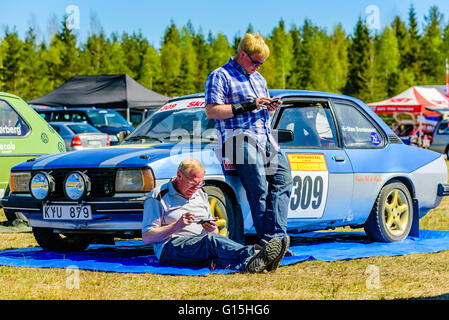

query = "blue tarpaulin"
[[1, 229, 449, 276]]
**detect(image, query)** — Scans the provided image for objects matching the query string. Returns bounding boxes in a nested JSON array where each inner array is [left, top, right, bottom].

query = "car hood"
[[11, 143, 223, 179]]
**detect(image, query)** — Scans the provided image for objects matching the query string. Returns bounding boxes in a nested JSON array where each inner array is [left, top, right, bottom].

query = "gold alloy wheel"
[[209, 196, 228, 237], [383, 189, 410, 237]]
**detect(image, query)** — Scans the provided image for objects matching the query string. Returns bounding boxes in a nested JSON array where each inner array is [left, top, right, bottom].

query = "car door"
[[330, 98, 387, 222], [273, 98, 354, 228]]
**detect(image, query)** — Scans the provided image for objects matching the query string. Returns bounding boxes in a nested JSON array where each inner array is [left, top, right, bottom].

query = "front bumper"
[[2, 193, 145, 232]]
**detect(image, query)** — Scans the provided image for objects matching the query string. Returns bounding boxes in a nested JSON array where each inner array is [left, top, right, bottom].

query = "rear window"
[[67, 124, 100, 134]]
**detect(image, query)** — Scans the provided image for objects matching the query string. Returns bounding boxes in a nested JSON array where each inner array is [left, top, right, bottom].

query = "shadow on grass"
[[409, 293, 449, 300]]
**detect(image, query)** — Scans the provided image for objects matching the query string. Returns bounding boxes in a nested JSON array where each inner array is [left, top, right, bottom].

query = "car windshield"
[[87, 110, 130, 128], [67, 124, 101, 134], [123, 107, 217, 144]]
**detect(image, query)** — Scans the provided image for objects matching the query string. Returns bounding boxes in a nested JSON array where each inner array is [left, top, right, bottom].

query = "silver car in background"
[[49, 122, 110, 151]]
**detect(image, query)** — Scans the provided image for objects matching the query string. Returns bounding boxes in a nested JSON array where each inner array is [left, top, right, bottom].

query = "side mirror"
[[272, 129, 294, 143], [118, 130, 131, 143]]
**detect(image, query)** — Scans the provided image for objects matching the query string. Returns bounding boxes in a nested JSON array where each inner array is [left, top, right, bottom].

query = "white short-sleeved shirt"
[[142, 179, 212, 259]]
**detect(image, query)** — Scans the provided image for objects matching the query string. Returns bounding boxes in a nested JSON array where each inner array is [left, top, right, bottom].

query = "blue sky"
[[2, 0, 449, 47]]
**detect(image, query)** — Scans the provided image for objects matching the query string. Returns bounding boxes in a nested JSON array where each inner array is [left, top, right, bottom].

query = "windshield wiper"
[[124, 135, 163, 143]]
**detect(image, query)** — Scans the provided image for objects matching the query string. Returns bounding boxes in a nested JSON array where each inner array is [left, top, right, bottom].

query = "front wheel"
[[364, 181, 413, 242], [203, 185, 243, 242], [33, 227, 91, 252]]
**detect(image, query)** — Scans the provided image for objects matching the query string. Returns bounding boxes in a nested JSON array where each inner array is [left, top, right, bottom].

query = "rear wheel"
[[203, 185, 243, 242], [33, 227, 91, 252], [364, 181, 413, 242]]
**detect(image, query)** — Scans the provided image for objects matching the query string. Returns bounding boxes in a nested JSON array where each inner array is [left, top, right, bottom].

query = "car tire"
[[2, 185, 21, 221], [32, 227, 91, 252], [203, 185, 243, 243], [364, 181, 413, 242]]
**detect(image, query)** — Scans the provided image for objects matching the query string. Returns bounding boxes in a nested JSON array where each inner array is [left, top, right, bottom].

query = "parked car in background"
[[3, 90, 449, 252], [32, 106, 134, 145], [49, 122, 110, 151], [429, 120, 449, 157], [0, 92, 65, 220]]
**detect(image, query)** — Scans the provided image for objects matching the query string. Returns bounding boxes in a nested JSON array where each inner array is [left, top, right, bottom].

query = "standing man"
[[204, 33, 293, 254], [142, 158, 287, 273]]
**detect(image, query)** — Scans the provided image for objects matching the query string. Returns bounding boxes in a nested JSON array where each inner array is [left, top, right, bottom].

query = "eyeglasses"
[[245, 51, 264, 66], [182, 172, 205, 188]]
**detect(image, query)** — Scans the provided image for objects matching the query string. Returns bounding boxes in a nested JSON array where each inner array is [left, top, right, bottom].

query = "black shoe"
[[245, 238, 282, 273], [266, 235, 290, 272]]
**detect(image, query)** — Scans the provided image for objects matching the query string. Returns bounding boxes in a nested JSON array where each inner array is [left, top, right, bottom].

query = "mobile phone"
[[196, 218, 218, 224], [270, 98, 281, 104]]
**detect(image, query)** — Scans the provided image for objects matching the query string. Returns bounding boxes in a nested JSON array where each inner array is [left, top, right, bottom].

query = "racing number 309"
[[290, 175, 324, 211]]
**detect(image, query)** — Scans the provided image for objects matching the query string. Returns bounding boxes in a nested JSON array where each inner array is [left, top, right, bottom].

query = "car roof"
[[168, 89, 364, 104], [0, 92, 21, 100]]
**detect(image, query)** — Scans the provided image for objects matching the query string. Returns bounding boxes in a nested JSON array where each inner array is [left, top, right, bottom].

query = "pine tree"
[[406, 5, 421, 82], [208, 33, 233, 71], [174, 26, 198, 95], [160, 22, 182, 95], [53, 16, 80, 86], [269, 20, 293, 89], [421, 6, 445, 84], [344, 17, 372, 100], [328, 24, 349, 93], [375, 26, 400, 98], [285, 26, 301, 89], [2, 28, 23, 94], [20, 27, 40, 99], [191, 27, 212, 92]]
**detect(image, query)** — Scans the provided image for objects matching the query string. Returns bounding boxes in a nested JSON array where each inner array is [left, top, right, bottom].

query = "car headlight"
[[30, 172, 55, 201], [9, 171, 31, 193], [115, 168, 155, 193], [64, 171, 91, 201]]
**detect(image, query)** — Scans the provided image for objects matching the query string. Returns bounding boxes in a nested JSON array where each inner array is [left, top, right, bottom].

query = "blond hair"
[[238, 33, 270, 60], [178, 158, 205, 175]]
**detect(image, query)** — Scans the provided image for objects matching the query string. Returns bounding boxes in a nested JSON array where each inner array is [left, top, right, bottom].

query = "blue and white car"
[[2, 90, 449, 251]]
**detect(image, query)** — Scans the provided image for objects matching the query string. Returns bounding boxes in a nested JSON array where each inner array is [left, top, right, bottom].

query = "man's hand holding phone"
[[197, 218, 218, 233], [267, 97, 282, 112]]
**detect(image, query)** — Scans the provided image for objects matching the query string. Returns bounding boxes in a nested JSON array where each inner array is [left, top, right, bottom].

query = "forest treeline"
[[0, 5, 448, 103]]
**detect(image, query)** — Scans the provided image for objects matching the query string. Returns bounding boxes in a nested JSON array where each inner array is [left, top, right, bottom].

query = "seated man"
[[142, 158, 289, 273]]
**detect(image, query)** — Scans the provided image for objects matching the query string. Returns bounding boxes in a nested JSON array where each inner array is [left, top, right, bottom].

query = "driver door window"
[[275, 101, 338, 148]]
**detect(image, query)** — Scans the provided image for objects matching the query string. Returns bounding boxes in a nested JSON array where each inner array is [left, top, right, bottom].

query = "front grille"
[[39, 168, 116, 199]]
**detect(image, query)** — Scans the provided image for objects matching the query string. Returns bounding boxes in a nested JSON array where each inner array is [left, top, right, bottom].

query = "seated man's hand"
[[175, 212, 195, 230], [202, 220, 218, 233]]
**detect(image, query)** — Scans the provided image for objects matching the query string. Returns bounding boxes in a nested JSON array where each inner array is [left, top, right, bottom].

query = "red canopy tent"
[[368, 86, 449, 116], [368, 86, 449, 147]]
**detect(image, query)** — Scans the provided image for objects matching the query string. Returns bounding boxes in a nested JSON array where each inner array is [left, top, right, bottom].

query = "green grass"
[[1, 177, 449, 300]]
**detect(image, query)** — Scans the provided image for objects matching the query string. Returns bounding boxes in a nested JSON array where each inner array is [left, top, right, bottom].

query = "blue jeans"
[[224, 135, 292, 242], [159, 234, 255, 271]]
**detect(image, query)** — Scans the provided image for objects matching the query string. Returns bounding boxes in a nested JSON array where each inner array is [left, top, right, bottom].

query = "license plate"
[[88, 140, 102, 148], [43, 205, 93, 220]]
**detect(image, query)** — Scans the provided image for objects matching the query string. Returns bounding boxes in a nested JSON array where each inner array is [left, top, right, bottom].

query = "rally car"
[[2, 90, 449, 251]]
